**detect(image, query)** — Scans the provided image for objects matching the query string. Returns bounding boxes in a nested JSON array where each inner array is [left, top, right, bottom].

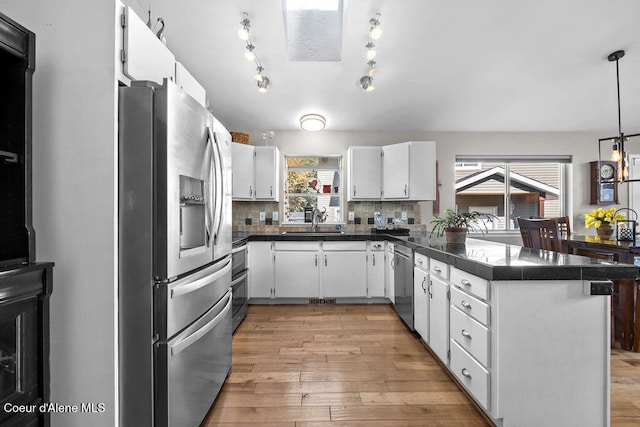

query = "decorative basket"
[[615, 208, 638, 241], [230, 131, 250, 144]]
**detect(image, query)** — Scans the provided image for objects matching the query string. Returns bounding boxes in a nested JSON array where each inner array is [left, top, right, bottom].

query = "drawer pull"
[[461, 368, 472, 379], [461, 279, 471, 286], [417, 258, 423, 265], [433, 266, 441, 273], [461, 329, 472, 339], [461, 300, 472, 309]]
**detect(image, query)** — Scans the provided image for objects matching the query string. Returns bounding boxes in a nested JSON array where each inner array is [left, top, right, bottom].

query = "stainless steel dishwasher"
[[393, 244, 414, 331]]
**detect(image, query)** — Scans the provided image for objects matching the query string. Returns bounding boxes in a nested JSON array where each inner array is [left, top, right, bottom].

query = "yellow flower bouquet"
[[584, 207, 624, 229]]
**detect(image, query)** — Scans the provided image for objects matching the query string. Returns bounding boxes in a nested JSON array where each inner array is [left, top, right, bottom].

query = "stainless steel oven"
[[231, 238, 248, 331]]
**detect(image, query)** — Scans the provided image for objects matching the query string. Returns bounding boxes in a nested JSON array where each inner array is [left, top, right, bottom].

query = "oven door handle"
[[171, 257, 231, 298], [171, 290, 232, 356], [231, 244, 247, 254], [231, 270, 248, 286]]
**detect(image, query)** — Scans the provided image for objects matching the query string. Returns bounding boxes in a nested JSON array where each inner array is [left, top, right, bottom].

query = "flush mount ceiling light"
[[598, 50, 640, 182], [237, 12, 271, 92], [359, 13, 381, 91], [300, 114, 326, 132]]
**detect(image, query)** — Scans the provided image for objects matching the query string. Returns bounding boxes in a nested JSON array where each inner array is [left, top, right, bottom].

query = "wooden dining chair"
[[517, 217, 563, 252], [555, 216, 571, 239]]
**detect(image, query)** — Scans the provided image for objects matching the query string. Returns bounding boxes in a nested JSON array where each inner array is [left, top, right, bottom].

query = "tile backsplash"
[[232, 201, 426, 233]]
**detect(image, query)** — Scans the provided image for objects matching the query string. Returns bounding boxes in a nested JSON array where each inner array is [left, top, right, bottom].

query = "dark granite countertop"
[[233, 231, 638, 281]]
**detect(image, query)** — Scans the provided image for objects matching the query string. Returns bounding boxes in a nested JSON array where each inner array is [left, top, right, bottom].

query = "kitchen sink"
[[280, 230, 345, 236]]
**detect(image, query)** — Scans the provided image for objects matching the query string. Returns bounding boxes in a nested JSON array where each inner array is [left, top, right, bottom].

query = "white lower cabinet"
[[322, 250, 366, 297], [248, 242, 274, 298], [413, 253, 429, 341], [274, 242, 320, 298], [367, 241, 385, 297], [429, 274, 450, 365]]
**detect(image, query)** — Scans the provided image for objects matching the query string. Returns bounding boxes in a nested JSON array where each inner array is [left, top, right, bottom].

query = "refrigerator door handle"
[[204, 126, 215, 247], [171, 256, 231, 298], [171, 290, 232, 356], [211, 130, 224, 245]]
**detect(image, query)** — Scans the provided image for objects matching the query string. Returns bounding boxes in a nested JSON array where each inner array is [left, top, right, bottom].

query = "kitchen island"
[[238, 231, 635, 427]]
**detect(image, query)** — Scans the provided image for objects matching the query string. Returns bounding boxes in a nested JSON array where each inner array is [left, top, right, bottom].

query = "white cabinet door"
[[409, 141, 436, 201], [367, 243, 385, 297], [414, 266, 429, 342], [383, 142, 410, 199], [348, 146, 382, 200], [274, 251, 319, 298], [322, 251, 367, 297], [175, 61, 206, 107], [248, 242, 274, 298], [232, 143, 255, 200], [254, 146, 279, 200], [122, 6, 175, 85], [429, 275, 449, 365]]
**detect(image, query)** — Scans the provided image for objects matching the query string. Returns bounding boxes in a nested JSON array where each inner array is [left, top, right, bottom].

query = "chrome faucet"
[[311, 207, 326, 232]]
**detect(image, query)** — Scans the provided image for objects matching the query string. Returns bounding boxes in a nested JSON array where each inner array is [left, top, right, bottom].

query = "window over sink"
[[283, 155, 342, 224]]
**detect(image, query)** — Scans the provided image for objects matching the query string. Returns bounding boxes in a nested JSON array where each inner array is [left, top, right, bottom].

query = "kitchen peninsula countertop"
[[234, 231, 637, 282]]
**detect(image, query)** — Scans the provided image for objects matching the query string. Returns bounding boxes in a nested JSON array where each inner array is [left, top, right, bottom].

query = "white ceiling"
[[159, 0, 640, 133]]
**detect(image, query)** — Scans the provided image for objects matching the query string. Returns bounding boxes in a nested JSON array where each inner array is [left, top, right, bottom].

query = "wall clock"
[[590, 161, 619, 205]]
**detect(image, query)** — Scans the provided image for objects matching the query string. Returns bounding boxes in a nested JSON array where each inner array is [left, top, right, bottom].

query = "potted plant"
[[429, 208, 496, 245], [584, 207, 624, 239]]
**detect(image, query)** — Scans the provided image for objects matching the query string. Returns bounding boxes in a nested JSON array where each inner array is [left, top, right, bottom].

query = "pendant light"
[[598, 50, 640, 183]]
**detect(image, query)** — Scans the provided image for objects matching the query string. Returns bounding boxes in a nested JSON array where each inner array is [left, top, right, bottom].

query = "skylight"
[[285, 0, 340, 11]]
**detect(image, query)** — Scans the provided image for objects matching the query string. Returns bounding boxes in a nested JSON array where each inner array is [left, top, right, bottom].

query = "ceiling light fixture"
[[360, 13, 381, 91], [237, 12, 271, 92], [598, 50, 640, 182], [300, 114, 326, 132]]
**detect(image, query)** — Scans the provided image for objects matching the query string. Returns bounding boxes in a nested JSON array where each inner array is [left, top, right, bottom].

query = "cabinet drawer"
[[429, 258, 449, 280], [323, 241, 366, 251], [450, 306, 490, 367], [274, 242, 320, 251], [369, 241, 385, 251], [450, 267, 489, 300], [450, 286, 490, 326], [450, 340, 490, 411], [414, 252, 428, 269]]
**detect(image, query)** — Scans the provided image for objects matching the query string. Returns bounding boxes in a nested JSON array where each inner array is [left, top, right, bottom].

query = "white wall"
[[0, 1, 118, 425], [249, 130, 610, 236]]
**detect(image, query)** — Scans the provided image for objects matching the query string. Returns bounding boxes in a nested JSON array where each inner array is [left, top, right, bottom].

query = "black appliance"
[[231, 237, 248, 331]]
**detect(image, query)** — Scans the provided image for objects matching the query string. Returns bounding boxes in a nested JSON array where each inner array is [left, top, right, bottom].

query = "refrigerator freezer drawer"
[[154, 289, 232, 427], [155, 255, 231, 339]]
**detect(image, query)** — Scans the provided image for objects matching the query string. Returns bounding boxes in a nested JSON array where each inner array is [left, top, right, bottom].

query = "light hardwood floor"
[[202, 304, 640, 426]]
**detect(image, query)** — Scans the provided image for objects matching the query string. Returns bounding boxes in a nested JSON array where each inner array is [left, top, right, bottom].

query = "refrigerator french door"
[[118, 79, 232, 426]]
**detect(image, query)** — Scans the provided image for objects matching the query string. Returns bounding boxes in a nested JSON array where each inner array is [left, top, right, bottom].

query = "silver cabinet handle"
[[461, 279, 471, 286], [421, 276, 427, 293], [433, 266, 441, 273], [324, 254, 328, 267], [461, 329, 472, 339], [417, 258, 423, 265], [315, 255, 317, 267], [461, 300, 472, 309], [249, 185, 253, 197], [428, 281, 433, 298], [353, 186, 356, 197], [270, 186, 273, 197], [461, 368, 472, 379], [372, 253, 376, 266], [404, 184, 408, 195]]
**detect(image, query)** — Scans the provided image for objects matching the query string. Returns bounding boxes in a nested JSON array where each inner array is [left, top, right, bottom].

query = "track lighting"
[[237, 12, 271, 92], [360, 13, 381, 91]]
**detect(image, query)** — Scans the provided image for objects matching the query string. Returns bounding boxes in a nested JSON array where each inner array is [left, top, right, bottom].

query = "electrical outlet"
[[401, 211, 407, 221], [259, 212, 266, 221], [348, 211, 355, 221], [272, 211, 279, 221]]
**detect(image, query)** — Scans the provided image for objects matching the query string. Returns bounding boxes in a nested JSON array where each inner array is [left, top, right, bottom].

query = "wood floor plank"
[[202, 304, 640, 426]]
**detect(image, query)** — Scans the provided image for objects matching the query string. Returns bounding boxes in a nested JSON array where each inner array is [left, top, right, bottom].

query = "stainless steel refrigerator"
[[118, 79, 233, 426]]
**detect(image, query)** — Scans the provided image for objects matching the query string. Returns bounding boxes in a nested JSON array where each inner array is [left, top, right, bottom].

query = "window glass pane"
[[284, 155, 342, 224], [455, 160, 563, 231]]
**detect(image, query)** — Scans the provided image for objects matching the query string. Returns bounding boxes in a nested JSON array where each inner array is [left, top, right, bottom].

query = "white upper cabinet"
[[175, 62, 206, 107], [254, 147, 280, 200], [231, 143, 255, 200], [120, 6, 175, 85], [347, 146, 382, 200], [232, 144, 280, 201], [383, 141, 436, 201]]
